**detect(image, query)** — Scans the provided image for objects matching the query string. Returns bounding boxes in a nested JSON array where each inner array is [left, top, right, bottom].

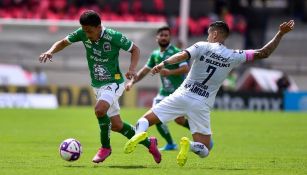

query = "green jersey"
[[66, 27, 133, 87], [146, 44, 187, 96]]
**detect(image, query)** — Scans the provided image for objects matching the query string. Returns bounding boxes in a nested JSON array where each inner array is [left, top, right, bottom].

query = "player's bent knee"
[[174, 117, 186, 125], [95, 108, 107, 117]]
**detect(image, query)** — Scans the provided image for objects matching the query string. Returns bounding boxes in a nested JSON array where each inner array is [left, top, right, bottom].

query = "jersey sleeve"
[[112, 30, 133, 52], [185, 41, 208, 59], [66, 28, 83, 43], [145, 54, 156, 68], [232, 49, 255, 64]]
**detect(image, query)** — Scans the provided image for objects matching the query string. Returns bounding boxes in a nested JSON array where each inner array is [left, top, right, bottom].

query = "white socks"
[[190, 141, 209, 158], [135, 118, 149, 134]]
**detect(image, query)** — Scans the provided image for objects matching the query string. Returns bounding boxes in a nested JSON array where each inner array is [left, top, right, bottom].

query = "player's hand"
[[151, 63, 164, 75], [125, 69, 136, 80], [125, 81, 134, 91], [39, 52, 53, 63], [160, 69, 171, 76], [279, 20, 295, 35]]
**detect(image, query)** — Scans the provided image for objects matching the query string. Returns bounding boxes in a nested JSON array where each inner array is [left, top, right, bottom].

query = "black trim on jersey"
[[184, 50, 191, 59]]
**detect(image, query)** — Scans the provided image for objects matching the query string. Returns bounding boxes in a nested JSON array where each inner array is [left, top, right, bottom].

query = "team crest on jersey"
[[103, 42, 111, 52]]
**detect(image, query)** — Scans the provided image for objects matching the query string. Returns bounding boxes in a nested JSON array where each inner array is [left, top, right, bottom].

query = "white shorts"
[[152, 92, 212, 135], [93, 82, 125, 117], [152, 94, 166, 106]]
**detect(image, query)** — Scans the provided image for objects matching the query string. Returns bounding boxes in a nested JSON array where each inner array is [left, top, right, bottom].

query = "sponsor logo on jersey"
[[209, 52, 230, 62], [93, 64, 111, 81], [93, 48, 102, 56], [120, 36, 130, 46], [85, 43, 92, 48], [205, 59, 230, 67], [103, 42, 111, 52], [90, 55, 103, 62], [103, 34, 112, 41], [85, 39, 92, 44]]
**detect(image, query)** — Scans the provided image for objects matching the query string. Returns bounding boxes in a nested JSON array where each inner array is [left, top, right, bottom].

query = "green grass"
[[0, 108, 306, 175]]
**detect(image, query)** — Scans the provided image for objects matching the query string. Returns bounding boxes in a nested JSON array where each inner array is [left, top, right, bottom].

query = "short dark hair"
[[157, 26, 171, 34], [79, 10, 101, 26], [209, 21, 230, 38]]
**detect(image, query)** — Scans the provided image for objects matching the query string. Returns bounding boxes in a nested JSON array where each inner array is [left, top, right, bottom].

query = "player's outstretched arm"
[[254, 20, 295, 60], [126, 44, 140, 80], [151, 51, 189, 75], [39, 38, 70, 63], [125, 66, 151, 91]]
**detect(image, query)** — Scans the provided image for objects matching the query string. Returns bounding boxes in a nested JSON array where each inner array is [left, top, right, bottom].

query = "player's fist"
[[125, 81, 134, 91], [151, 63, 164, 75], [125, 69, 136, 80], [279, 20, 295, 35], [39, 52, 53, 63]]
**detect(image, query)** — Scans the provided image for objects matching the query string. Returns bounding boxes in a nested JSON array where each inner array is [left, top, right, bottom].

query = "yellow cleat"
[[176, 137, 190, 167], [124, 132, 148, 154]]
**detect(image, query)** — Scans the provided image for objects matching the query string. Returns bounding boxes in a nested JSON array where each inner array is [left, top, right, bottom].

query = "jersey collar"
[[100, 27, 106, 38], [160, 43, 172, 53]]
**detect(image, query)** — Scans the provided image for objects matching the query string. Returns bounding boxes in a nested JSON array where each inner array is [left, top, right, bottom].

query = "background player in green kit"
[[126, 26, 190, 151], [39, 10, 161, 164]]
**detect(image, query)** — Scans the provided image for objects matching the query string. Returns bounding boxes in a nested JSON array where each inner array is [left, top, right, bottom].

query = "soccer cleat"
[[148, 137, 162, 164], [176, 137, 190, 167], [92, 147, 112, 163], [159, 143, 178, 151], [124, 132, 148, 154]]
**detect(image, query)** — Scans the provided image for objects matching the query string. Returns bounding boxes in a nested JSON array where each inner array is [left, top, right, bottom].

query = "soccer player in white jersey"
[[123, 20, 295, 166]]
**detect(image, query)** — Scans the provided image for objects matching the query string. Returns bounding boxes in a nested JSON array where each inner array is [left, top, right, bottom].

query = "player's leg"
[[123, 110, 162, 163], [92, 99, 112, 163], [191, 133, 211, 157], [92, 83, 122, 163], [174, 116, 190, 129], [156, 123, 177, 150], [152, 95, 177, 150], [110, 115, 150, 148], [125, 93, 186, 164], [176, 101, 212, 166]]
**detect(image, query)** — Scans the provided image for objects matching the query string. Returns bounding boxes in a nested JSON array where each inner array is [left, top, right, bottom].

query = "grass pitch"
[[0, 108, 306, 175]]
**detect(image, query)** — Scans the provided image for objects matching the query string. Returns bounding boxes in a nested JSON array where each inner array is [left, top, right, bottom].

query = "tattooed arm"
[[254, 20, 295, 60]]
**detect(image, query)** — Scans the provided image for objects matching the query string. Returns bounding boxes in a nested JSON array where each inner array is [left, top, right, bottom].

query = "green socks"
[[156, 122, 174, 144], [119, 122, 150, 148], [98, 115, 111, 148], [98, 117, 151, 148]]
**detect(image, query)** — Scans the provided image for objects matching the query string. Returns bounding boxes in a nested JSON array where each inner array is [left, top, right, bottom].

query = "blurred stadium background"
[[0, 0, 307, 111]]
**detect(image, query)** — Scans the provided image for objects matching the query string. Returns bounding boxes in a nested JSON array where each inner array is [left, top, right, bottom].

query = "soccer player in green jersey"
[[125, 26, 190, 151], [39, 10, 161, 164]]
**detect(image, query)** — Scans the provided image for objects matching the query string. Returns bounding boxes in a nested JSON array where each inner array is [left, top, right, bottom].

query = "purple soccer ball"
[[59, 138, 82, 161]]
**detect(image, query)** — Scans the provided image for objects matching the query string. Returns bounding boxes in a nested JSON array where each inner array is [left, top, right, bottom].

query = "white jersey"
[[175, 41, 254, 107]]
